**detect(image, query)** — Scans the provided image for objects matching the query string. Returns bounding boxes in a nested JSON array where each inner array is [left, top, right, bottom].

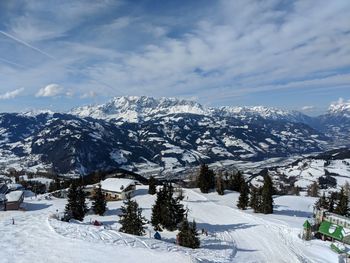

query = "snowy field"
[[0, 186, 342, 263]]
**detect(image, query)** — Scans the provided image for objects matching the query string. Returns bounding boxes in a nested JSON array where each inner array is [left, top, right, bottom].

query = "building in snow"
[[4, 190, 24, 210], [315, 208, 350, 244], [315, 209, 350, 229], [100, 178, 137, 201]]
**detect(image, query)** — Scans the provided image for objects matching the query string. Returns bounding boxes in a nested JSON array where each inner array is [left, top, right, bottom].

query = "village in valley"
[[1, 162, 350, 263]]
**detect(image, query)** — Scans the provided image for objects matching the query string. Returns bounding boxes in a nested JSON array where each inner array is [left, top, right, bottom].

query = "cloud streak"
[[0, 30, 55, 59], [0, 87, 24, 100]]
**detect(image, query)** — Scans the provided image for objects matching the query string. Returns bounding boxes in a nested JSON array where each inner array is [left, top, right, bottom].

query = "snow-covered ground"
[[275, 158, 350, 190], [0, 186, 342, 263]]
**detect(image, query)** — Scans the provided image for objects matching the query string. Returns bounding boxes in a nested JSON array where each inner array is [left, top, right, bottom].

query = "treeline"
[[315, 182, 350, 217], [196, 164, 274, 214], [63, 179, 200, 249]]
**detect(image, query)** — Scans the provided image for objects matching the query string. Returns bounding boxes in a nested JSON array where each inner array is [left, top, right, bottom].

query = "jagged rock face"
[[1, 96, 348, 176]]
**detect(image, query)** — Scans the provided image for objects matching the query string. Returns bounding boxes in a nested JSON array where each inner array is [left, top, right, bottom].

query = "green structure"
[[318, 221, 344, 241], [330, 243, 346, 254], [302, 220, 312, 240]]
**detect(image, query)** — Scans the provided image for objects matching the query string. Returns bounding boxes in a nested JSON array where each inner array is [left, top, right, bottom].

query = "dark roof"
[[0, 184, 8, 195]]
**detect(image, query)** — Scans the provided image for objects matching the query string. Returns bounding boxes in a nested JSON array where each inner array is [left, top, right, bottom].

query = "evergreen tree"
[[216, 175, 225, 195], [48, 181, 57, 192], [151, 188, 164, 231], [328, 192, 337, 213], [163, 183, 185, 231], [151, 183, 185, 231], [335, 187, 349, 216], [197, 164, 215, 193], [261, 174, 274, 214], [292, 185, 300, 196], [227, 171, 245, 192], [148, 176, 157, 195], [307, 181, 319, 197], [237, 180, 249, 210], [249, 185, 259, 212], [178, 219, 200, 249], [176, 187, 185, 201], [65, 182, 86, 221], [92, 184, 107, 216], [119, 196, 146, 236], [344, 181, 350, 198], [314, 192, 328, 210], [77, 185, 88, 220]]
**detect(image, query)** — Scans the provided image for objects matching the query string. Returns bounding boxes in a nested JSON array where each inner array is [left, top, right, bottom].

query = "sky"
[[0, 0, 349, 115]]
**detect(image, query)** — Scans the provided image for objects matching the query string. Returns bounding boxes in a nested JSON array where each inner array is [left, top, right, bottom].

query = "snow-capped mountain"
[[70, 96, 208, 122], [312, 100, 350, 145], [0, 96, 331, 176], [213, 106, 314, 124], [71, 96, 313, 124], [328, 99, 350, 116]]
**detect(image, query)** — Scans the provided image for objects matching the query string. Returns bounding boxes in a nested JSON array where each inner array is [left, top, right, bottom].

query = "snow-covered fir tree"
[[119, 195, 146, 236]]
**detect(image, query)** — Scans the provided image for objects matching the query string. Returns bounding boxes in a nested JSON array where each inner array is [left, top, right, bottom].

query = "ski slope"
[[0, 187, 340, 263]]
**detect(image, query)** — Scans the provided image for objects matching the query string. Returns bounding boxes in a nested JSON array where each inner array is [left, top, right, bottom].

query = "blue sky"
[[0, 0, 349, 115]]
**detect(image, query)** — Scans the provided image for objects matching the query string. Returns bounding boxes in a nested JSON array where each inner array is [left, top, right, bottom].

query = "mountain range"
[[0, 96, 349, 177]]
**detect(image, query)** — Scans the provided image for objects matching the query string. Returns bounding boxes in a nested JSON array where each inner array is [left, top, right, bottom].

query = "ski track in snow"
[[48, 216, 234, 263], [0, 187, 339, 263], [183, 189, 315, 263]]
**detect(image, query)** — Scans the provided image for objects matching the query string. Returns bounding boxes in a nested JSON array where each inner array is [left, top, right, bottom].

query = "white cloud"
[[301, 105, 315, 111], [36, 84, 64, 97], [0, 87, 24, 100], [81, 90, 97, 99]]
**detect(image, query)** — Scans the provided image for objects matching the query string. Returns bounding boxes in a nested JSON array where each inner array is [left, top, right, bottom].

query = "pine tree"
[[77, 185, 88, 220], [328, 192, 337, 213], [335, 187, 349, 216], [344, 181, 350, 198], [261, 174, 274, 214], [151, 183, 185, 231], [237, 180, 249, 210], [315, 192, 328, 210], [148, 176, 157, 195], [307, 181, 319, 197], [292, 185, 300, 196], [197, 164, 215, 193], [163, 183, 185, 231], [65, 182, 86, 221], [227, 171, 245, 192], [92, 184, 107, 216], [249, 185, 259, 212], [216, 175, 225, 195], [178, 219, 200, 249], [151, 188, 164, 231], [119, 196, 146, 236]]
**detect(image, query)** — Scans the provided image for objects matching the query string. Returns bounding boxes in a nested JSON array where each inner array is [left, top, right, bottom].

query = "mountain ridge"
[[0, 96, 348, 177]]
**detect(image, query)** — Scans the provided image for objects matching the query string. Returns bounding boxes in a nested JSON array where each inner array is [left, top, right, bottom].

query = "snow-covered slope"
[[0, 110, 328, 176], [259, 148, 350, 193], [0, 186, 339, 263]]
